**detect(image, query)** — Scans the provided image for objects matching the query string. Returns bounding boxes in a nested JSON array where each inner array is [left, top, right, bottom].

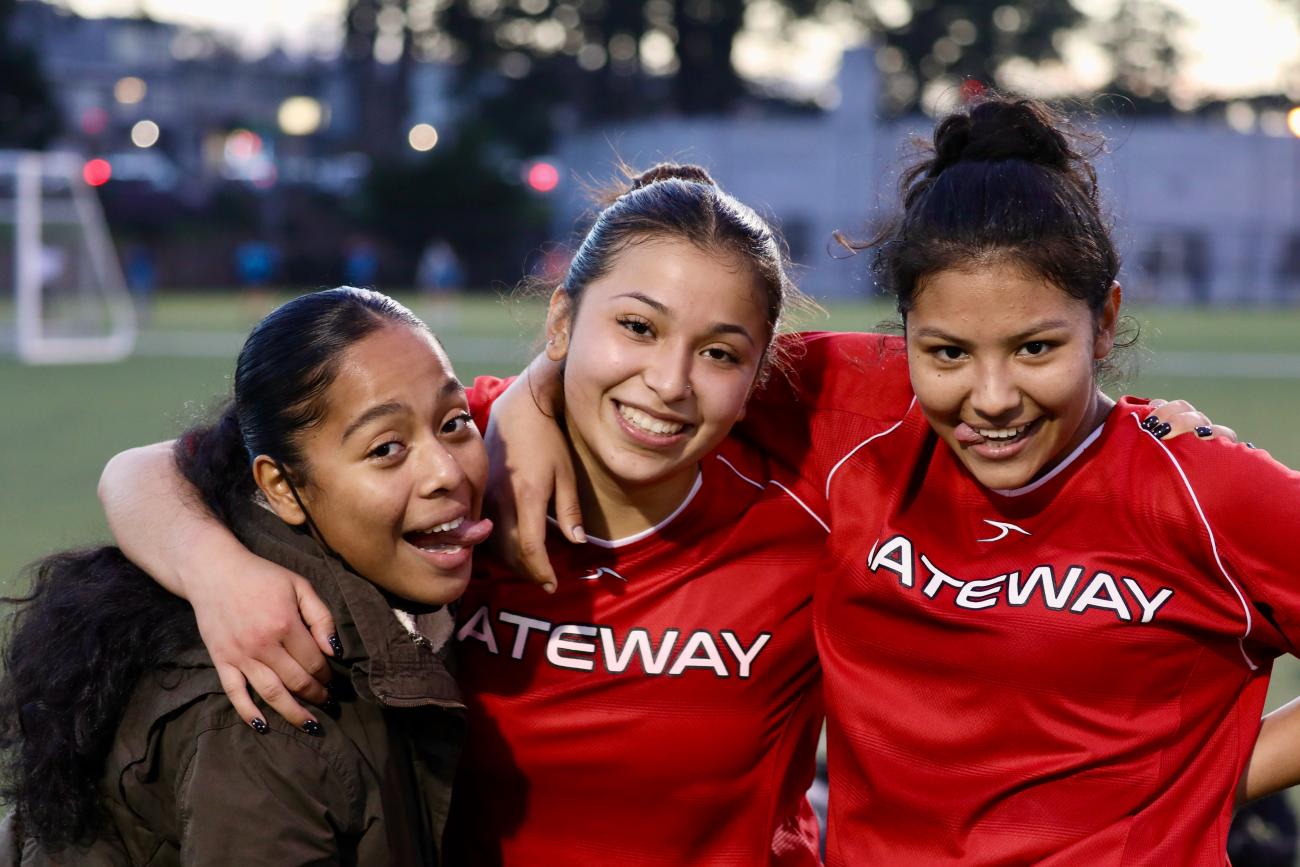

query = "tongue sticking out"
[[954, 422, 986, 446], [406, 517, 494, 550]]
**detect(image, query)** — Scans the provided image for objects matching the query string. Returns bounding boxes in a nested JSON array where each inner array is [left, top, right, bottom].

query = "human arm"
[[1238, 697, 1300, 806], [477, 354, 585, 591], [98, 442, 334, 728]]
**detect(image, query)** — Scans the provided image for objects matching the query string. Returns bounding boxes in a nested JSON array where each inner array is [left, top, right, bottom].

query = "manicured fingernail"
[[1246, 442, 1257, 449], [1141, 415, 1160, 431], [250, 717, 269, 734], [1195, 426, 1212, 438], [302, 720, 323, 737], [1153, 422, 1173, 439], [543, 582, 556, 594], [572, 525, 586, 544], [328, 633, 343, 657]]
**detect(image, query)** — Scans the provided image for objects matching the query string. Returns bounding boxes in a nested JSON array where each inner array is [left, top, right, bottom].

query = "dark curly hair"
[[0, 286, 432, 849]]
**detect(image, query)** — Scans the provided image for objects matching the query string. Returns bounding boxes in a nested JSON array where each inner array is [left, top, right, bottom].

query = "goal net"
[[0, 151, 136, 364]]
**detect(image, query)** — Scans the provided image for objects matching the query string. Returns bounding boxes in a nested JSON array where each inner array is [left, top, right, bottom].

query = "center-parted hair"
[[868, 97, 1120, 321], [556, 162, 815, 372]]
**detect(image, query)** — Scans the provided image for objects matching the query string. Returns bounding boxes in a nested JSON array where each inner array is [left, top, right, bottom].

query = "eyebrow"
[[911, 319, 1073, 345], [613, 291, 756, 346], [340, 379, 466, 442]]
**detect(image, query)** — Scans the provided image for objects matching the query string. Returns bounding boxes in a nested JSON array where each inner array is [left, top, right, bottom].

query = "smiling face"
[[905, 261, 1120, 490], [255, 322, 491, 605], [549, 237, 769, 522]]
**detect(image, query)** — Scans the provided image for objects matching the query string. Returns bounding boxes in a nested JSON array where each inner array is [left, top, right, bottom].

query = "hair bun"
[[630, 162, 716, 191], [929, 98, 1073, 177]]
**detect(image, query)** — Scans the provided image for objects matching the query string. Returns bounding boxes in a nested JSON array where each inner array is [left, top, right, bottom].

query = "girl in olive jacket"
[[0, 287, 492, 866]]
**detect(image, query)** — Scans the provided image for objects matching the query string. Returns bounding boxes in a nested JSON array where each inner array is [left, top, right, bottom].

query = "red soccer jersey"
[[446, 378, 831, 866], [744, 333, 1300, 866]]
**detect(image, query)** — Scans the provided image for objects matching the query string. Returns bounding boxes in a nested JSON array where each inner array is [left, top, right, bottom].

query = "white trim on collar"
[[991, 420, 1107, 498], [546, 470, 704, 549]]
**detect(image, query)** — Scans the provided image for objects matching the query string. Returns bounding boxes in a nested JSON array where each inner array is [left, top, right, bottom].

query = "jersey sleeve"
[[1171, 438, 1300, 657], [466, 375, 517, 430], [736, 331, 914, 490]]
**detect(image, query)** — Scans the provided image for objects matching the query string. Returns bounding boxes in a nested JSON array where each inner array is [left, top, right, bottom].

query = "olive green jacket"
[[2, 503, 465, 866]]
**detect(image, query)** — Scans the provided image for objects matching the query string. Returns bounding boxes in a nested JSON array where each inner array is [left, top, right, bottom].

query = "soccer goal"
[[0, 151, 136, 364]]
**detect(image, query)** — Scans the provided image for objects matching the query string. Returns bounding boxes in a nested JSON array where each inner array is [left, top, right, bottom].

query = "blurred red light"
[[83, 158, 112, 187], [527, 162, 559, 193]]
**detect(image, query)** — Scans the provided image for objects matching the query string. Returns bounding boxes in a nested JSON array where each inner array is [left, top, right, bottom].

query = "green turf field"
[[3, 294, 1300, 721]]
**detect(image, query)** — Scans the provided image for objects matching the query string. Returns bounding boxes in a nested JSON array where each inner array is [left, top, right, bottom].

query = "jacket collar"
[[231, 501, 462, 709]]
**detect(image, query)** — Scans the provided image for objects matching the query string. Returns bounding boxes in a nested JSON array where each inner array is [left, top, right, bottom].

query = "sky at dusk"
[[53, 0, 1300, 102]]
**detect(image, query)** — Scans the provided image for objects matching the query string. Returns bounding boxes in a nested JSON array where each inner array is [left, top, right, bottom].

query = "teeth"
[[417, 544, 463, 554], [618, 403, 684, 436], [421, 517, 463, 534], [977, 423, 1031, 441]]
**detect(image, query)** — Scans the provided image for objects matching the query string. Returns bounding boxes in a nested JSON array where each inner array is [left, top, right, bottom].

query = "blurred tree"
[[0, 0, 61, 148], [359, 124, 551, 288], [343, 0, 414, 159]]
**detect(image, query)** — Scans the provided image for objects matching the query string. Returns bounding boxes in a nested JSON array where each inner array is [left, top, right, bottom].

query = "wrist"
[[174, 525, 250, 602]]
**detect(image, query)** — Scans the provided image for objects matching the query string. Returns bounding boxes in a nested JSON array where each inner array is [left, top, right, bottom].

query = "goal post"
[[1, 150, 137, 364]]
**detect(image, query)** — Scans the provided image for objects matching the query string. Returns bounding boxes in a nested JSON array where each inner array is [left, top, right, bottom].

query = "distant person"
[[344, 237, 380, 288], [0, 288, 491, 864], [234, 238, 279, 318], [124, 244, 157, 326], [416, 238, 464, 328]]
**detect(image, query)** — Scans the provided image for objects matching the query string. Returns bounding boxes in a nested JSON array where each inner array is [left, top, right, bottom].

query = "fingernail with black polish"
[[323, 698, 340, 716], [250, 717, 269, 734], [1154, 422, 1173, 439], [1246, 442, 1257, 449], [1195, 426, 1213, 438], [1141, 415, 1160, 431], [328, 634, 344, 657], [302, 719, 324, 737]]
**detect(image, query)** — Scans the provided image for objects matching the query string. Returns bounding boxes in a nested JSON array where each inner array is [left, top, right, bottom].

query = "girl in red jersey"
[[687, 99, 1300, 864], [98, 165, 835, 865]]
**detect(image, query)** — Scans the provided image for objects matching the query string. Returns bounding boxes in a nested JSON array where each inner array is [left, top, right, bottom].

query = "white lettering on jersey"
[[866, 538, 1175, 624], [601, 627, 679, 674], [870, 535, 915, 588], [721, 631, 771, 678], [457, 605, 499, 654], [1122, 578, 1175, 624], [457, 607, 773, 678], [548, 624, 599, 670], [1070, 572, 1131, 621], [668, 631, 728, 676], [500, 610, 551, 659]]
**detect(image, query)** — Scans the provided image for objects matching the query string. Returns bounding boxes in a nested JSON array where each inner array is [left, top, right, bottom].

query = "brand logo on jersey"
[[456, 605, 772, 679], [977, 520, 1031, 543], [866, 534, 1174, 623], [575, 567, 627, 582]]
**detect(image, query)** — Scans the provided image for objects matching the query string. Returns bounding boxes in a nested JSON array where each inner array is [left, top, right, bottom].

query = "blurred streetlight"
[[130, 120, 160, 148], [1288, 107, 1300, 138], [278, 97, 324, 136], [409, 123, 439, 152], [114, 77, 147, 105]]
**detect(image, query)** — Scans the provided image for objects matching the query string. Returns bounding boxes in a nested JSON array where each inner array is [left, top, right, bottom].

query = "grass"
[[4, 292, 1300, 718]]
